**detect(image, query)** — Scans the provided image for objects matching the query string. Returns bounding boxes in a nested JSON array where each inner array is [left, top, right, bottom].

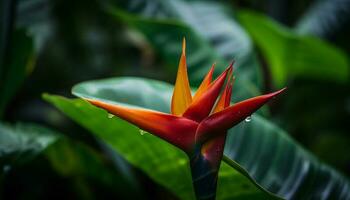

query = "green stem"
[[190, 151, 219, 200]]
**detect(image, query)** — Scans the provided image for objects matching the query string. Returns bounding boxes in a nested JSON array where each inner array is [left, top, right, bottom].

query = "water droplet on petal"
[[139, 130, 147, 135], [245, 116, 252, 122], [108, 113, 114, 119]]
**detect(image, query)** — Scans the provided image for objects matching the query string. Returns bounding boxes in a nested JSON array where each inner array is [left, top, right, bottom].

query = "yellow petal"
[[171, 38, 192, 116], [192, 64, 215, 102]]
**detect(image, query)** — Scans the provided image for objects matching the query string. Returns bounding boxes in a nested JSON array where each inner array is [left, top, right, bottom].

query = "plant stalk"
[[190, 151, 219, 200]]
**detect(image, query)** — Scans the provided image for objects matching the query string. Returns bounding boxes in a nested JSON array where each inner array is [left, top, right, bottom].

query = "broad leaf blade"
[[45, 138, 144, 199], [44, 77, 279, 199], [238, 10, 349, 87], [43, 94, 196, 200], [225, 115, 350, 199], [103, 0, 258, 69], [218, 161, 282, 200], [59, 77, 350, 199], [0, 122, 142, 198]]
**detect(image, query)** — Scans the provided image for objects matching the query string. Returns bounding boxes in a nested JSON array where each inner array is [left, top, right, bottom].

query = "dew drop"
[[139, 129, 147, 135], [245, 116, 252, 122], [108, 113, 114, 119]]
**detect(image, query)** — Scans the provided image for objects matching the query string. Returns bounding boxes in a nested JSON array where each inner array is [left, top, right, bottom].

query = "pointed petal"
[[224, 77, 234, 107], [201, 77, 233, 167], [212, 72, 233, 113], [183, 63, 233, 122], [86, 98, 198, 152], [196, 88, 286, 143], [192, 64, 215, 102], [171, 38, 192, 116]]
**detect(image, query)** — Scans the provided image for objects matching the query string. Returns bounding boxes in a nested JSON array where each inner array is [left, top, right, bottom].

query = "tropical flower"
[[83, 38, 285, 199]]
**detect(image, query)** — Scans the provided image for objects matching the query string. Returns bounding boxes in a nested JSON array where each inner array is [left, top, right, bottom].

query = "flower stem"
[[190, 151, 219, 200]]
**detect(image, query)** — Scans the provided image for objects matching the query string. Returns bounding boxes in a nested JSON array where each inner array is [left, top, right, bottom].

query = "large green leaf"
[[102, 0, 263, 100], [0, 122, 57, 175], [45, 77, 350, 199], [225, 115, 350, 199], [0, 121, 142, 198], [43, 78, 281, 200], [238, 10, 349, 87], [45, 137, 144, 199], [103, 0, 259, 71], [43, 95, 195, 200]]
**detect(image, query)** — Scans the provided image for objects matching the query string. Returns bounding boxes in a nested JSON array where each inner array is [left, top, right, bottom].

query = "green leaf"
[[46, 138, 122, 185], [44, 78, 280, 200], [0, 121, 142, 198], [43, 94, 196, 200], [218, 160, 281, 200], [238, 10, 349, 87], [225, 115, 350, 199], [45, 138, 144, 199], [55, 76, 350, 199], [0, 29, 34, 116], [0, 122, 58, 174], [70, 77, 281, 199], [102, 0, 263, 100]]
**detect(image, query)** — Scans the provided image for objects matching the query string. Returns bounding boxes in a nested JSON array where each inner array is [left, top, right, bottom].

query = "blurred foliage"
[[45, 137, 144, 199], [238, 10, 348, 87], [0, 122, 57, 172], [0, 30, 33, 117], [104, 0, 263, 100], [295, 0, 350, 38], [1, 0, 350, 199]]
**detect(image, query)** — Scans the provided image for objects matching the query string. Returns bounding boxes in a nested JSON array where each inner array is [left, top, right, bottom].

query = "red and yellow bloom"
[[85, 39, 285, 155], [84, 38, 285, 199]]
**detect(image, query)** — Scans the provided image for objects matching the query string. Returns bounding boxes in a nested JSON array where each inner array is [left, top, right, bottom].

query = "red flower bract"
[[84, 38, 286, 158]]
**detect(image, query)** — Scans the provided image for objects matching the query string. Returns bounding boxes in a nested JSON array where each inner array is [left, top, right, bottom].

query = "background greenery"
[[1, 0, 350, 199]]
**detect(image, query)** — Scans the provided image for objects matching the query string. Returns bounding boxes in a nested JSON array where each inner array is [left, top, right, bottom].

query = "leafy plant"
[[1, 0, 350, 199], [44, 40, 350, 199], [74, 40, 285, 199], [45, 94, 286, 200]]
